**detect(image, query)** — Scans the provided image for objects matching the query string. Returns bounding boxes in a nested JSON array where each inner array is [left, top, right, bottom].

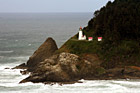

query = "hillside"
[[15, 0, 140, 84], [57, 0, 140, 69]]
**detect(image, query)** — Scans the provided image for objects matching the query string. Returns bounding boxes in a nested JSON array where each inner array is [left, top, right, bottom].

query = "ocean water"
[[0, 13, 140, 93]]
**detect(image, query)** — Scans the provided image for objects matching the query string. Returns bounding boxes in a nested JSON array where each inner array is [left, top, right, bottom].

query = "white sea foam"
[[9, 56, 29, 61], [79, 79, 84, 82], [28, 44, 32, 46], [0, 50, 14, 54], [1, 65, 140, 93], [0, 57, 140, 93]]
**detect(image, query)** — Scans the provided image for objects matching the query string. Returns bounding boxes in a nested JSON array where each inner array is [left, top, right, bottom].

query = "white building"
[[78, 27, 86, 40], [88, 37, 93, 41], [98, 37, 102, 41]]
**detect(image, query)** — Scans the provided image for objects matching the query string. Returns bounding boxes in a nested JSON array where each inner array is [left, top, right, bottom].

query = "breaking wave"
[[0, 50, 14, 54], [1, 66, 140, 93]]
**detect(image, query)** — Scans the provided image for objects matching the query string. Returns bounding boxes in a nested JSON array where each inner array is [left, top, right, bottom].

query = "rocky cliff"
[[20, 52, 103, 83], [16, 37, 140, 84]]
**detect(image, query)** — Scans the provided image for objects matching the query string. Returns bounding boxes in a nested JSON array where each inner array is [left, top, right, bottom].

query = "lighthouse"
[[78, 27, 86, 40]]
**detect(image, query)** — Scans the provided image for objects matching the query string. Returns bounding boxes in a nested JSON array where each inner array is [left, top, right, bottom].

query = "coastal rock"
[[26, 37, 58, 71], [20, 70, 29, 75], [20, 52, 98, 83], [123, 66, 140, 77], [105, 68, 124, 79], [103, 66, 140, 79], [12, 63, 27, 69]]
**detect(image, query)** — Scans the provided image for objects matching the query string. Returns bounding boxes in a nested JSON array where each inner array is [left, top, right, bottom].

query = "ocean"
[[0, 13, 140, 93]]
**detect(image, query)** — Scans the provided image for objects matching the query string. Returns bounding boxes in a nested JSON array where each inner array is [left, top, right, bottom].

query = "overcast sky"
[[0, 0, 114, 13]]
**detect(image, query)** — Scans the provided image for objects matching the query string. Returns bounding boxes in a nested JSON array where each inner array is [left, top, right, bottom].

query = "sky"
[[0, 0, 114, 13]]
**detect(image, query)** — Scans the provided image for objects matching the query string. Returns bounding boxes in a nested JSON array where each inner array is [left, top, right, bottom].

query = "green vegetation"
[[84, 0, 140, 41], [62, 39, 101, 55], [57, 0, 140, 69]]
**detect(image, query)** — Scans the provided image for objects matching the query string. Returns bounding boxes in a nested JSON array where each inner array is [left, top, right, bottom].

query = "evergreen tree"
[[85, 0, 140, 42]]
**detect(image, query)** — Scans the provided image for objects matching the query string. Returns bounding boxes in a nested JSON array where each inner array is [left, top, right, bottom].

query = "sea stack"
[[26, 37, 58, 71]]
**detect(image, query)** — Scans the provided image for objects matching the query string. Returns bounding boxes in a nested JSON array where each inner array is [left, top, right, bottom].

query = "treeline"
[[84, 0, 140, 42]]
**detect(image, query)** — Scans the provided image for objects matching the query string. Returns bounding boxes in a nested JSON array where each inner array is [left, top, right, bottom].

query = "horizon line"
[[0, 12, 93, 13]]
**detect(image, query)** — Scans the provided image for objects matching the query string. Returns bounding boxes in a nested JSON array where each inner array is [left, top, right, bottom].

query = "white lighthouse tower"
[[78, 27, 86, 40]]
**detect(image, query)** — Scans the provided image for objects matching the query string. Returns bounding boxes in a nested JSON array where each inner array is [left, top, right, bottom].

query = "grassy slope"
[[56, 34, 140, 69]]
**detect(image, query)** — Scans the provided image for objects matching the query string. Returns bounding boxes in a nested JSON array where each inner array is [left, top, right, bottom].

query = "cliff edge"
[[14, 0, 140, 84]]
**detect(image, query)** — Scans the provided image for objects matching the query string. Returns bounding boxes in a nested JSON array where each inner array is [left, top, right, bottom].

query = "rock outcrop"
[[20, 52, 101, 83], [100, 66, 140, 80], [26, 37, 58, 71], [13, 37, 58, 71], [17, 37, 140, 84], [13, 63, 27, 69]]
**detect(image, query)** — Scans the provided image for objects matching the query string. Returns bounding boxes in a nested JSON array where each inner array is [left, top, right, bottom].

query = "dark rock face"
[[13, 63, 27, 69], [102, 66, 140, 79], [20, 70, 29, 75], [123, 66, 140, 78], [26, 37, 58, 71], [20, 52, 99, 83]]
